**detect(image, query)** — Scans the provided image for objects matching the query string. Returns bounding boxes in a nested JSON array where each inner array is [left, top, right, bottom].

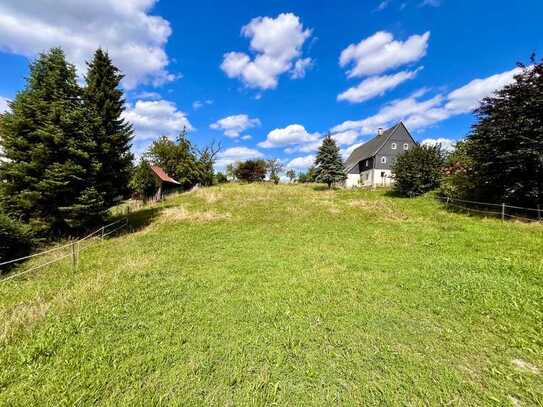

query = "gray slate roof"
[[343, 122, 403, 171]]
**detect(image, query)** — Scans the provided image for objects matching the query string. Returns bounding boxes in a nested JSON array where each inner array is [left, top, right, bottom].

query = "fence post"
[[538, 204, 541, 222], [101, 226, 105, 240], [501, 203, 505, 221], [71, 242, 76, 272]]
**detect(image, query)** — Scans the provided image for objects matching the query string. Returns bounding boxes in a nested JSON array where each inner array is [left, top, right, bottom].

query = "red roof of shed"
[[150, 165, 181, 185]]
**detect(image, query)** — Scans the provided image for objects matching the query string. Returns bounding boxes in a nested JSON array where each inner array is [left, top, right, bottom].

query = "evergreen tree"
[[0, 48, 105, 235], [315, 134, 346, 189], [84, 49, 134, 205], [462, 57, 543, 206]]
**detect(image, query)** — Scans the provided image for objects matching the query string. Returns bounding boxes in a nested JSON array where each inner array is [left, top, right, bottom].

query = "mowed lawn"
[[1, 184, 542, 405]]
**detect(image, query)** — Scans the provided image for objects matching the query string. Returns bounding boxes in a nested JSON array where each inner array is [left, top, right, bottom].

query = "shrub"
[[392, 144, 445, 197], [215, 172, 228, 184], [233, 160, 267, 182], [0, 212, 32, 264], [130, 159, 159, 199]]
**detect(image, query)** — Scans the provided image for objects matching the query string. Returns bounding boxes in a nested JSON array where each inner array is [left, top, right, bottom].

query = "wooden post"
[[538, 204, 541, 222], [501, 203, 505, 221]]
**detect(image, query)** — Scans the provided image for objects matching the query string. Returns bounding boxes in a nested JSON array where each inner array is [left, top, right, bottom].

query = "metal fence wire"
[[0, 217, 129, 283], [437, 196, 543, 222]]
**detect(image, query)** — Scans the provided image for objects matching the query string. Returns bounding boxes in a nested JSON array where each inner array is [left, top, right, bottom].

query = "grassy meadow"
[[0, 183, 542, 405]]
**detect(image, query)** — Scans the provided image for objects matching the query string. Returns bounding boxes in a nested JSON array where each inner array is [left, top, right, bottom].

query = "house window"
[[381, 156, 386, 164], [403, 143, 409, 150], [391, 143, 397, 150]]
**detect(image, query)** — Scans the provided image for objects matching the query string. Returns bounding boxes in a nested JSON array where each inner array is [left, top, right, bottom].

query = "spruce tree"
[[0, 48, 105, 235], [315, 134, 346, 189], [84, 49, 134, 205]]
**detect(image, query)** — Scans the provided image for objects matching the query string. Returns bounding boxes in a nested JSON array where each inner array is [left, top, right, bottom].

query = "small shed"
[[150, 165, 181, 201]]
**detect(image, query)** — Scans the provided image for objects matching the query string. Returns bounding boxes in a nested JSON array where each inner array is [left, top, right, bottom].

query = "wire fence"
[[0, 217, 129, 284], [437, 196, 543, 223]]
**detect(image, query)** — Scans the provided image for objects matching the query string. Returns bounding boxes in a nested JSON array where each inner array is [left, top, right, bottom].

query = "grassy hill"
[[1, 183, 541, 405]]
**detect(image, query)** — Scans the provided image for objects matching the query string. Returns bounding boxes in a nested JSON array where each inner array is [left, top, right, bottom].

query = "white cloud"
[[0, 96, 9, 113], [258, 124, 320, 149], [210, 114, 261, 138], [241, 135, 252, 140], [286, 155, 315, 169], [122, 99, 192, 142], [135, 91, 162, 100], [220, 13, 312, 90], [445, 67, 523, 113], [333, 66, 522, 137], [332, 130, 360, 146], [193, 99, 213, 110], [421, 138, 456, 152], [215, 146, 264, 167], [290, 57, 313, 79], [0, 0, 175, 89], [339, 31, 430, 77], [338, 69, 421, 103]]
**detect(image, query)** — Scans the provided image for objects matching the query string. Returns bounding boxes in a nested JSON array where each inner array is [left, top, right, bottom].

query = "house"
[[150, 165, 181, 201], [344, 122, 417, 188]]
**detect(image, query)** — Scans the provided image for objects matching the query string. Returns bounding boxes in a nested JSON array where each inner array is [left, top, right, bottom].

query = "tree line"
[[0, 48, 216, 262]]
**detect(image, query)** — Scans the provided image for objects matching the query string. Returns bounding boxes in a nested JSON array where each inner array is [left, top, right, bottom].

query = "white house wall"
[[346, 169, 394, 188]]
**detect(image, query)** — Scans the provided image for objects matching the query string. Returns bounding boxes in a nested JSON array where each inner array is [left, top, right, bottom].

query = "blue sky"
[[0, 0, 542, 170]]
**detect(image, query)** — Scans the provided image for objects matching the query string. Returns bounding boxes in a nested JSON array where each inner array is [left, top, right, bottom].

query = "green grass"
[[1, 183, 542, 405]]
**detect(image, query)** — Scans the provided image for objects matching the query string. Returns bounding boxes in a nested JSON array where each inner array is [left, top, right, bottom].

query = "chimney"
[[378, 128, 384, 136]]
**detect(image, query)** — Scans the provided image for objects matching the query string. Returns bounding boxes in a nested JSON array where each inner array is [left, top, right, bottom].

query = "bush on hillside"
[[0, 212, 32, 265], [130, 159, 160, 199], [233, 160, 267, 182], [392, 144, 445, 197], [215, 172, 228, 184]]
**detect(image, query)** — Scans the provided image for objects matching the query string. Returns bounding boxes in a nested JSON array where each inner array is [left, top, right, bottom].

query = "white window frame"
[[381, 156, 386, 164], [403, 143, 409, 150], [391, 143, 397, 150]]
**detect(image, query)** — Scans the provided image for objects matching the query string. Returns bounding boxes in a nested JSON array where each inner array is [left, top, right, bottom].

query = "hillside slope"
[[1, 184, 542, 405]]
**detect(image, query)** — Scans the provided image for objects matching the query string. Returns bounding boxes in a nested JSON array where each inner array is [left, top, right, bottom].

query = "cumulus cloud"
[[215, 146, 264, 167], [0, 0, 175, 89], [122, 99, 192, 142], [421, 137, 456, 152], [210, 114, 261, 138], [258, 124, 320, 149], [0, 96, 9, 113], [445, 67, 523, 113], [337, 68, 421, 103], [286, 155, 315, 169], [290, 57, 313, 79], [333, 66, 522, 137], [220, 13, 312, 90], [339, 31, 430, 78]]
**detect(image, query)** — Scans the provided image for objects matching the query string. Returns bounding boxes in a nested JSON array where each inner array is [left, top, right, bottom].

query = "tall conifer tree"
[[0, 48, 105, 234], [315, 134, 346, 189], [84, 49, 134, 205]]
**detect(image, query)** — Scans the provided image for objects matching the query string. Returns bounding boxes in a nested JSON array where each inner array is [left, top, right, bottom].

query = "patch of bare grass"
[[0, 299, 50, 343], [161, 206, 230, 223], [512, 358, 540, 374]]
